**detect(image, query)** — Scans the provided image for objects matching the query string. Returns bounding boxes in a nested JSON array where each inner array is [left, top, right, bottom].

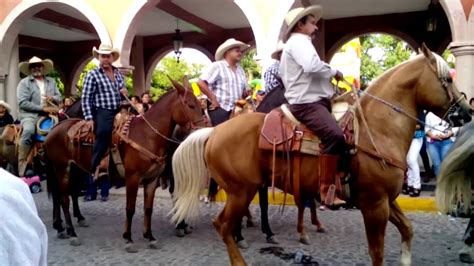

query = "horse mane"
[[436, 121, 474, 213]]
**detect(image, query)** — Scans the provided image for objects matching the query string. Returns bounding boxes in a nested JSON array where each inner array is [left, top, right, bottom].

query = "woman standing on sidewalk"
[[406, 111, 426, 197]]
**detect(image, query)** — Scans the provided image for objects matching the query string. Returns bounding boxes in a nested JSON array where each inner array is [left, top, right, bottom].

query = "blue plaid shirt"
[[264, 61, 280, 92], [81, 66, 124, 120]]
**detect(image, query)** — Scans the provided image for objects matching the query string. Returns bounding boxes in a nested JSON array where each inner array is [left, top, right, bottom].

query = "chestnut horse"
[[170, 45, 472, 265], [44, 77, 207, 250]]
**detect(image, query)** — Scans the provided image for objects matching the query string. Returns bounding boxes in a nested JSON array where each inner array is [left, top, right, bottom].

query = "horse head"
[[418, 43, 472, 126], [168, 76, 210, 132]]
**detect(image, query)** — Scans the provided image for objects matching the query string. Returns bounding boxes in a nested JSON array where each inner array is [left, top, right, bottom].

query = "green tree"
[[47, 69, 65, 96], [75, 61, 97, 96], [359, 34, 415, 88], [240, 48, 261, 80], [149, 57, 203, 101]]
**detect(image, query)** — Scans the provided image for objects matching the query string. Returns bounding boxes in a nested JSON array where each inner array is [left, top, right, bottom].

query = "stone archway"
[[144, 44, 213, 94]]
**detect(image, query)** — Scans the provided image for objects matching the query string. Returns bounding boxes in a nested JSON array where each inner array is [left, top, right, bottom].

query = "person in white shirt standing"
[[17, 56, 61, 176], [280, 6, 346, 209]]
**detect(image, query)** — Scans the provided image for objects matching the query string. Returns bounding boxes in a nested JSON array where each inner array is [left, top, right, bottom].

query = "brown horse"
[[170, 45, 472, 265], [44, 77, 208, 250]]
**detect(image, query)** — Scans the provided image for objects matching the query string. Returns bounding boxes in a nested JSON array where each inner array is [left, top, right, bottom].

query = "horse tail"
[[436, 136, 474, 213], [44, 153, 57, 199], [169, 127, 214, 224]]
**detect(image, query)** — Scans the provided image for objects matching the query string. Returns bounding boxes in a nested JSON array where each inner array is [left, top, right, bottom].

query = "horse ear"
[[167, 75, 186, 95], [182, 75, 191, 90], [421, 43, 436, 62]]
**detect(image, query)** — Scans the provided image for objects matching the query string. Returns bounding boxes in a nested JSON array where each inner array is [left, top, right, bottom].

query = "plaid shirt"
[[200, 60, 247, 111], [264, 61, 280, 92], [81, 66, 124, 120]]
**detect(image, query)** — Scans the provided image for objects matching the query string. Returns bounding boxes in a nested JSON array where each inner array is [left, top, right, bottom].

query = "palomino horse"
[[44, 77, 208, 250], [436, 121, 474, 263], [170, 45, 471, 265]]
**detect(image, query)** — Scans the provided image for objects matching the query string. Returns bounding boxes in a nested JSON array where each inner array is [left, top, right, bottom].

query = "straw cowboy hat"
[[215, 38, 250, 61], [271, 41, 284, 60], [283, 5, 323, 42], [0, 100, 11, 113], [18, 56, 54, 76], [92, 43, 120, 62]]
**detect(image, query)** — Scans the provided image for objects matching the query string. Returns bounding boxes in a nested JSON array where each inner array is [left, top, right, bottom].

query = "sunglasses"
[[99, 54, 112, 58], [257, 91, 266, 96]]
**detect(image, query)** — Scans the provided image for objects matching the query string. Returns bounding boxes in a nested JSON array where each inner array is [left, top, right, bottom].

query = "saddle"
[[258, 103, 358, 155]]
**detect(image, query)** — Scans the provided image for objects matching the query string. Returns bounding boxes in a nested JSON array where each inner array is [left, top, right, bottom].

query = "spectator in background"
[[263, 41, 283, 93], [255, 89, 266, 108], [58, 97, 74, 120], [141, 92, 153, 111], [0, 101, 14, 130], [405, 111, 426, 197], [425, 111, 458, 178]]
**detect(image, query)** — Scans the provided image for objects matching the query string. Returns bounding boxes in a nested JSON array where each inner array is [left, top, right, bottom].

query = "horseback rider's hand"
[[42, 106, 59, 114], [85, 120, 94, 132], [334, 70, 344, 82], [209, 98, 220, 111], [120, 88, 128, 97]]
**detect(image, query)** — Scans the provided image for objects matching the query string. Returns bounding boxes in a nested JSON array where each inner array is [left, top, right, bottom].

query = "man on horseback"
[[263, 41, 283, 93], [280, 5, 347, 208], [17, 56, 61, 177], [197, 38, 250, 198], [82, 43, 127, 201]]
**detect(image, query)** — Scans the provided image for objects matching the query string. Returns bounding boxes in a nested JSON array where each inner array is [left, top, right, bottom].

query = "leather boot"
[[319, 154, 346, 207], [18, 144, 31, 177]]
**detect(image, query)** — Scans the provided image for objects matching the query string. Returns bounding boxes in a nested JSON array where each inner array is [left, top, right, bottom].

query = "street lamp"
[[173, 19, 183, 63], [426, 0, 437, 32]]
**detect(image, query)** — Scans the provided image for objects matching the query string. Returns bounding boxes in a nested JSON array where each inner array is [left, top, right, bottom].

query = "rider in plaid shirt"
[[263, 41, 284, 92], [81, 44, 127, 202]]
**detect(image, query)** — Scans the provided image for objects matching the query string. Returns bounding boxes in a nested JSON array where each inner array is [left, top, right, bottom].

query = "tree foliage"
[[150, 57, 204, 101], [359, 34, 415, 88], [240, 48, 261, 80]]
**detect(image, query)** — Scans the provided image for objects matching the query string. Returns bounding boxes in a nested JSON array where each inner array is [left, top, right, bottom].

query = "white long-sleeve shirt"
[[425, 112, 458, 142], [280, 33, 337, 104]]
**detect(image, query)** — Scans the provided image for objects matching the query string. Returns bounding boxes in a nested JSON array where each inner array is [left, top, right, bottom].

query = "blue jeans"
[[427, 139, 454, 177]]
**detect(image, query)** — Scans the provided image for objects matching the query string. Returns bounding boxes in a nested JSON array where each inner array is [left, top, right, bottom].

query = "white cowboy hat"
[[0, 100, 11, 113], [92, 43, 120, 62], [214, 38, 250, 61], [283, 5, 323, 42], [271, 41, 284, 60], [18, 56, 54, 76]]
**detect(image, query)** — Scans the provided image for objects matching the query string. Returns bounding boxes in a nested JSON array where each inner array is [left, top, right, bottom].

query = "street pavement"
[[34, 185, 469, 265]]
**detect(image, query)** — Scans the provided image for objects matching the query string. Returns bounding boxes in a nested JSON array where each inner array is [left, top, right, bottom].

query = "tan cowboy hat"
[[215, 38, 250, 61], [92, 43, 120, 62], [18, 56, 54, 76], [0, 100, 11, 113], [283, 5, 323, 42], [271, 41, 284, 60]]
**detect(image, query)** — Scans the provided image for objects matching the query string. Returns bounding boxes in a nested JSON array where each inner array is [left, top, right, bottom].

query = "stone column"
[[6, 37, 19, 117], [131, 36, 145, 96], [450, 43, 474, 100]]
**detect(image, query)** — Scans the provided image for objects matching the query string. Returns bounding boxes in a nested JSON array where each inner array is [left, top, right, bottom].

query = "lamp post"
[[173, 20, 183, 63], [426, 0, 437, 32]]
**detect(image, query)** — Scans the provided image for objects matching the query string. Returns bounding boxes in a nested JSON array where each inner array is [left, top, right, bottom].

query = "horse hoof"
[[459, 244, 474, 263], [237, 240, 249, 249], [78, 220, 89, 227], [148, 240, 159, 249], [299, 235, 311, 245], [125, 243, 139, 253], [266, 236, 279, 244], [175, 229, 185, 237], [57, 231, 70, 239], [70, 237, 82, 246], [316, 227, 326, 233], [184, 226, 193, 234]]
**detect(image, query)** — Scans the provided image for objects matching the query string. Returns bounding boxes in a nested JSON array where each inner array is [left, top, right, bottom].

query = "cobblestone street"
[[35, 187, 468, 265]]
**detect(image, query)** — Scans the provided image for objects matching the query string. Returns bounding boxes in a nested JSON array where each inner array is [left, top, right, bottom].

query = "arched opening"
[[329, 33, 416, 89]]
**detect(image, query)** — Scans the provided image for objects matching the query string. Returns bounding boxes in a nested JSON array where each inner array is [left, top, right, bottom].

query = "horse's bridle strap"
[[356, 144, 407, 172], [116, 131, 166, 163]]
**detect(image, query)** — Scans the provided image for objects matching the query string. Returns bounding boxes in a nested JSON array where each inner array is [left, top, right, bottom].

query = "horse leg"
[[459, 214, 474, 263], [72, 194, 88, 227], [60, 193, 81, 246], [123, 176, 139, 253], [244, 208, 254, 227], [258, 186, 278, 243], [297, 200, 310, 244], [143, 178, 159, 249], [388, 201, 413, 266], [213, 191, 255, 266], [52, 192, 67, 239], [310, 198, 326, 232], [233, 217, 249, 249], [360, 196, 390, 266]]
